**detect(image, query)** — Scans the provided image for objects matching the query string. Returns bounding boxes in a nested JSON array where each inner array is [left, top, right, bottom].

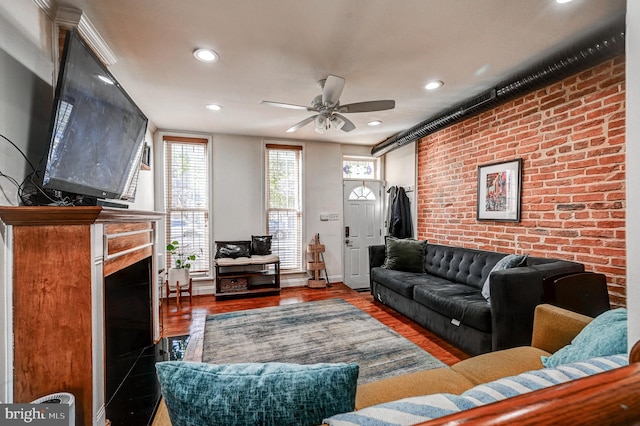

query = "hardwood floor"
[[160, 282, 469, 366]]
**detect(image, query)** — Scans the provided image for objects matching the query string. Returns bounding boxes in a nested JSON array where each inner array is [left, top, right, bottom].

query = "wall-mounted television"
[[40, 29, 148, 206]]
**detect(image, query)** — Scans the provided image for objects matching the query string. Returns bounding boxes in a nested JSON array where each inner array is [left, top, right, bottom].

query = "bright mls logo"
[[0, 404, 68, 425]]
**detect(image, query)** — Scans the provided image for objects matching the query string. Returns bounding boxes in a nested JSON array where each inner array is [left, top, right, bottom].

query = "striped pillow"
[[324, 355, 627, 426]]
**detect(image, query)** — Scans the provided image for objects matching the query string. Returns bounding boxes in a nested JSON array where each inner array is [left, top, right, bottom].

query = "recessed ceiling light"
[[368, 120, 382, 126], [193, 48, 219, 63], [205, 104, 223, 111], [425, 80, 444, 90], [556, 0, 573, 3]]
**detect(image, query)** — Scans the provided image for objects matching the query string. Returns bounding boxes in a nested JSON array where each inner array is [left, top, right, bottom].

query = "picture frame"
[[477, 158, 522, 222], [141, 143, 151, 170]]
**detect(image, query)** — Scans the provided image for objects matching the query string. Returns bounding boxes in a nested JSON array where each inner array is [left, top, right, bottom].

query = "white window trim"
[[263, 140, 305, 272], [154, 132, 214, 282]]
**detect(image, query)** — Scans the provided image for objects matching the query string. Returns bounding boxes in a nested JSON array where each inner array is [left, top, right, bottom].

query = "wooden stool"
[[165, 277, 193, 309]]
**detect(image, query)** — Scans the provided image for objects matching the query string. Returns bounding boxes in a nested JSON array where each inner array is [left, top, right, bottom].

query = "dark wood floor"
[[160, 283, 469, 366]]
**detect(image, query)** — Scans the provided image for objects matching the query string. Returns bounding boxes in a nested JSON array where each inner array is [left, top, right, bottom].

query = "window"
[[348, 184, 377, 201], [164, 136, 210, 275], [265, 144, 302, 270], [342, 156, 377, 179]]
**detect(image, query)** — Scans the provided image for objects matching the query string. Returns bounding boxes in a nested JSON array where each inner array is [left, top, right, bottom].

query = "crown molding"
[[32, 0, 56, 19], [33, 0, 118, 66], [54, 7, 118, 66]]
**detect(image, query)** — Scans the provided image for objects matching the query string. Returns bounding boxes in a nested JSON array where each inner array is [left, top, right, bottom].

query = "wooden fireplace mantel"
[[0, 206, 164, 426], [0, 205, 164, 226]]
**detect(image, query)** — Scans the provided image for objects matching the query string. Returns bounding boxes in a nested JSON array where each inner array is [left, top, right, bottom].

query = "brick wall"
[[416, 56, 626, 307]]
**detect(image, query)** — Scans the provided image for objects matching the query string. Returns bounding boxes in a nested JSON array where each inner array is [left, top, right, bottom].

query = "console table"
[[214, 255, 280, 298], [0, 206, 164, 426]]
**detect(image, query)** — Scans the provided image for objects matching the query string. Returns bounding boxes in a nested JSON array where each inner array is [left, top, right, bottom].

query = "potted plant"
[[166, 240, 199, 288]]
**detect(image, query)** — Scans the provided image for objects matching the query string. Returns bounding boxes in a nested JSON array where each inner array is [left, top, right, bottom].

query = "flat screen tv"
[[40, 29, 148, 205]]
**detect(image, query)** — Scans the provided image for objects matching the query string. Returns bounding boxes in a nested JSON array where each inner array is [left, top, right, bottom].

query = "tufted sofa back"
[[424, 244, 507, 290]]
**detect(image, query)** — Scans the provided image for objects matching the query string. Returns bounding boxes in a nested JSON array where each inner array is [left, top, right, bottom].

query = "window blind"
[[265, 144, 302, 270], [164, 136, 210, 275]]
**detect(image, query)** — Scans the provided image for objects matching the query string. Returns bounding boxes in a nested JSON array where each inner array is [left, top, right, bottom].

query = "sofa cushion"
[[481, 253, 528, 300], [541, 308, 627, 368], [156, 361, 359, 426], [371, 268, 434, 299], [451, 346, 549, 386], [424, 244, 505, 290], [382, 237, 427, 273], [355, 366, 475, 410], [413, 282, 492, 332], [461, 354, 628, 403], [324, 355, 628, 425]]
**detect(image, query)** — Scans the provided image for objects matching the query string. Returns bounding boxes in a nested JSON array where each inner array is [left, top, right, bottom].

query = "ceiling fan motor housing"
[[262, 74, 395, 133]]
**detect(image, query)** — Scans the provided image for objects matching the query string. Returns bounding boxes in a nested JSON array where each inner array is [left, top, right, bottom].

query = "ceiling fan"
[[261, 75, 395, 134]]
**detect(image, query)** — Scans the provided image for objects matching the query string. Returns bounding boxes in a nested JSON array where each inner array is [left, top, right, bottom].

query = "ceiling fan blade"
[[286, 115, 317, 133], [339, 100, 395, 113], [334, 113, 355, 132], [261, 100, 312, 111], [322, 75, 345, 106]]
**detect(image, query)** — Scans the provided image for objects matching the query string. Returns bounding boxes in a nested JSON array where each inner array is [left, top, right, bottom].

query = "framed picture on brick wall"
[[477, 158, 522, 222]]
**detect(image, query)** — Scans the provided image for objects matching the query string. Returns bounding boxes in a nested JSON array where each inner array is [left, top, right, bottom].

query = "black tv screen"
[[42, 29, 148, 202]]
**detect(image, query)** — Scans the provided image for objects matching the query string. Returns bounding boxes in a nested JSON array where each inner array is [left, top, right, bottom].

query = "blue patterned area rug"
[[202, 298, 446, 384]]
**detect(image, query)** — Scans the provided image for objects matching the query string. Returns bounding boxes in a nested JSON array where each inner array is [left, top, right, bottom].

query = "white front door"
[[343, 180, 383, 290]]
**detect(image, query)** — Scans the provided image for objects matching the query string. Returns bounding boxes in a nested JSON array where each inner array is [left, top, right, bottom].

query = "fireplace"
[[0, 206, 164, 426], [104, 256, 161, 425]]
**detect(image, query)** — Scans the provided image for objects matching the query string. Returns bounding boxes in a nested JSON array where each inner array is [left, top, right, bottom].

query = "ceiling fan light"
[[193, 48, 219, 63], [425, 80, 444, 90], [331, 115, 345, 130], [315, 114, 327, 130]]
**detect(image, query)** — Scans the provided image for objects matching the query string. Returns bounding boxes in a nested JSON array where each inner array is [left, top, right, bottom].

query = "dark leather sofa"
[[369, 243, 584, 355]]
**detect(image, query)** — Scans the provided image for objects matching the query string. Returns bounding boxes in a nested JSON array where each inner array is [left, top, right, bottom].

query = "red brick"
[[416, 57, 626, 305]]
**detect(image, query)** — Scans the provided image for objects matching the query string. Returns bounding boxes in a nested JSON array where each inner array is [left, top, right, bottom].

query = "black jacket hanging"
[[390, 186, 413, 238]]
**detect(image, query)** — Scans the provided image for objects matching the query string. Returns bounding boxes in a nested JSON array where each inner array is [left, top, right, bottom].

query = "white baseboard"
[[190, 274, 343, 296]]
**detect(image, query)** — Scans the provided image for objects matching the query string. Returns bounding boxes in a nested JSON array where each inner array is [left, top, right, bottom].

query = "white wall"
[[383, 142, 417, 236], [626, 2, 639, 350], [0, 2, 53, 207], [128, 126, 156, 211], [212, 134, 265, 239], [304, 142, 343, 282]]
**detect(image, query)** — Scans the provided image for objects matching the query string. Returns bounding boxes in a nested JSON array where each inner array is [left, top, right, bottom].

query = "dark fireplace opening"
[[104, 256, 161, 426]]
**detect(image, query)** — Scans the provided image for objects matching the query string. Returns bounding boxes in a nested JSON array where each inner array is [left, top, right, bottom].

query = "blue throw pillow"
[[541, 308, 627, 368], [156, 361, 359, 426], [481, 254, 528, 301]]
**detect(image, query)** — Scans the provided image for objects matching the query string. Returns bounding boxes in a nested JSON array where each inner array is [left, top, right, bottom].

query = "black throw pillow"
[[382, 236, 427, 273], [251, 235, 272, 255], [215, 241, 251, 259]]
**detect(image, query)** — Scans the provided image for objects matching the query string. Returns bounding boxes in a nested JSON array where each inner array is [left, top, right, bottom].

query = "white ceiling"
[[53, 0, 626, 147]]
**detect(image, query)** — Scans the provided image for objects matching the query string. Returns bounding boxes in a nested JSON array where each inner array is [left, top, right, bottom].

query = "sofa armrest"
[[368, 244, 386, 294], [490, 260, 584, 351], [531, 304, 592, 353], [368, 244, 386, 269], [490, 266, 545, 351]]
